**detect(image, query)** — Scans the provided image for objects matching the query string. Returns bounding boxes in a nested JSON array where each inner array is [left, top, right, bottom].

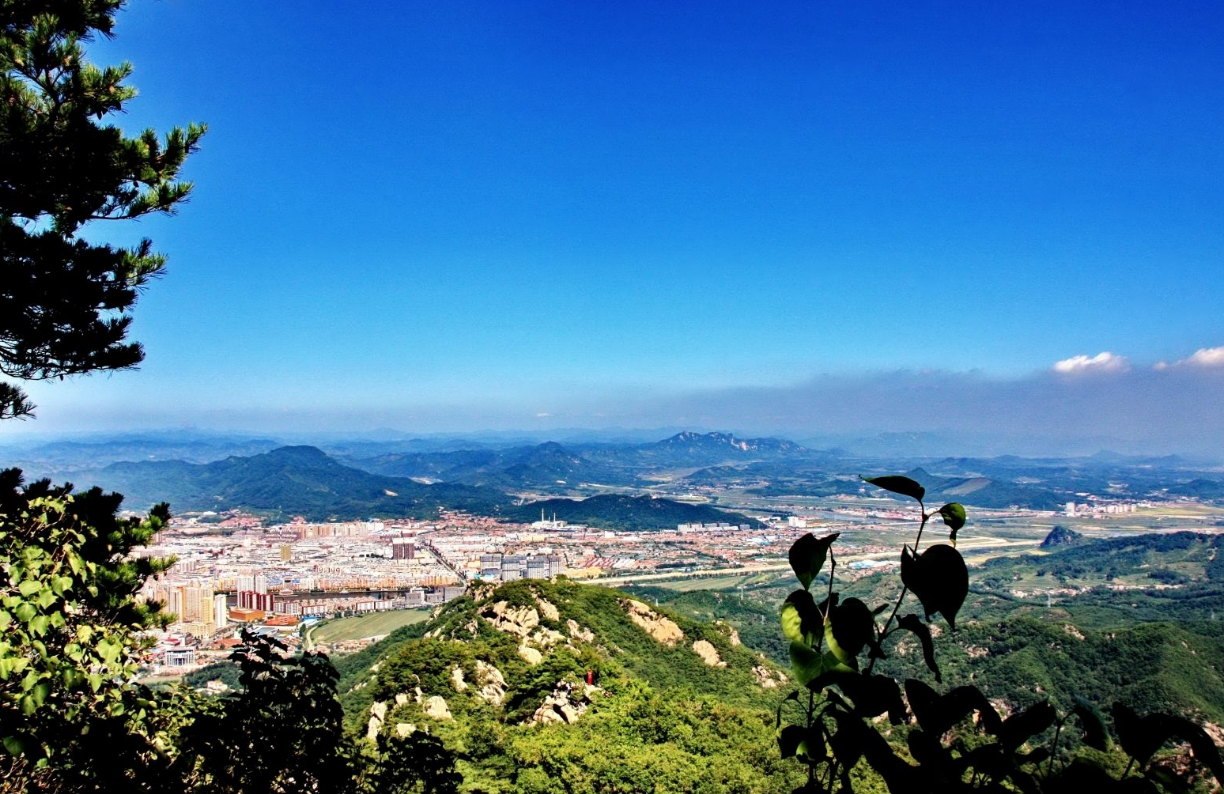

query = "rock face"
[[424, 695, 452, 721], [622, 599, 684, 646], [567, 618, 596, 643], [481, 600, 540, 638], [692, 639, 726, 667], [752, 665, 787, 689], [714, 620, 741, 646], [528, 682, 592, 726], [367, 700, 389, 740], [451, 665, 468, 691], [474, 660, 507, 705], [534, 595, 560, 622], [395, 723, 416, 737], [518, 643, 543, 665], [530, 626, 566, 648]]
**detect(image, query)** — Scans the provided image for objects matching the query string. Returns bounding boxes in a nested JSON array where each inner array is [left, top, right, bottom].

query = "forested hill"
[[502, 493, 756, 530], [327, 578, 801, 792], [59, 445, 506, 521], [55, 446, 756, 528]]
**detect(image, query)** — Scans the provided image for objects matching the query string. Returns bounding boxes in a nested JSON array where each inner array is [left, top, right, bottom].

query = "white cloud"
[[1154, 346, 1224, 370], [1183, 346, 1224, 368], [1051, 352, 1129, 374]]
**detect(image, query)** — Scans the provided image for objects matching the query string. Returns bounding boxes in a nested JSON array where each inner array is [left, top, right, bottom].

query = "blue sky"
[[11, 1, 1224, 446]]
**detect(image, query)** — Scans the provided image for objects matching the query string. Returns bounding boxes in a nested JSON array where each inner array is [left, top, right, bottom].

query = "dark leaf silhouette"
[[862, 475, 926, 502], [789, 532, 839, 591], [897, 614, 942, 683], [901, 543, 969, 629]]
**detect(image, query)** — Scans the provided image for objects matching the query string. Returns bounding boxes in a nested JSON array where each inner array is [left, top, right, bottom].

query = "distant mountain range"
[[503, 494, 756, 530], [343, 431, 815, 490], [346, 441, 625, 490], [50, 445, 758, 527], [15, 429, 1224, 523], [59, 446, 505, 521]]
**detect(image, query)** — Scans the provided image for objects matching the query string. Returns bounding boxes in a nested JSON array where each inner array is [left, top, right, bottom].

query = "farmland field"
[[308, 609, 431, 645]]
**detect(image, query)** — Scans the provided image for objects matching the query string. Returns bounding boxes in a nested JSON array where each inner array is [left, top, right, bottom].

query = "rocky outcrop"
[[692, 639, 726, 667], [474, 660, 507, 705], [395, 692, 410, 706], [567, 618, 596, 643], [395, 723, 416, 737], [1204, 722, 1224, 749], [518, 643, 543, 665], [527, 682, 593, 726], [752, 665, 787, 689], [621, 599, 684, 646], [367, 700, 389, 740], [481, 600, 540, 638], [714, 620, 741, 646], [424, 695, 452, 721], [534, 595, 560, 622], [451, 665, 468, 691], [530, 626, 566, 648]]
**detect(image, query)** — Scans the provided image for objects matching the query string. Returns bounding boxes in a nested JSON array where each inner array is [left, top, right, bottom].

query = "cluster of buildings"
[[1064, 501, 1144, 517], [677, 522, 755, 532], [477, 553, 565, 581]]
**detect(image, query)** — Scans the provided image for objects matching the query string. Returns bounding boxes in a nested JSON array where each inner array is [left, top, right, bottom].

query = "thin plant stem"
[[867, 503, 927, 673]]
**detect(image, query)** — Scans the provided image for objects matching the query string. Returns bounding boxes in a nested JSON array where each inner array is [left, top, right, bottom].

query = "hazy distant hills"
[[61, 446, 506, 521], [346, 441, 627, 490], [503, 493, 756, 530], [1166, 478, 1224, 499], [1, 435, 282, 477], [643, 430, 805, 459], [55, 445, 759, 527], [17, 429, 1224, 521], [343, 431, 817, 492]]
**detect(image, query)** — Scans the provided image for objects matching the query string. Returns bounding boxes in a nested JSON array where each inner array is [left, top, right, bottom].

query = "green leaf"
[[861, 475, 925, 502], [901, 544, 968, 630], [824, 615, 857, 670], [97, 638, 119, 664], [797, 725, 825, 761], [896, 614, 942, 683], [788, 532, 839, 591], [28, 615, 49, 637], [999, 701, 1056, 752], [790, 641, 824, 686], [2, 735, 26, 756], [13, 603, 35, 623], [827, 597, 874, 664], [1072, 695, 1111, 751], [791, 642, 853, 685], [31, 681, 50, 708], [832, 673, 907, 724], [778, 724, 805, 759], [937, 502, 966, 543], [781, 589, 824, 646], [17, 580, 40, 598]]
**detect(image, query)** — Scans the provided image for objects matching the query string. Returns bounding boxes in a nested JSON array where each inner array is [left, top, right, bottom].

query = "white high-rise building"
[[214, 593, 228, 629]]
